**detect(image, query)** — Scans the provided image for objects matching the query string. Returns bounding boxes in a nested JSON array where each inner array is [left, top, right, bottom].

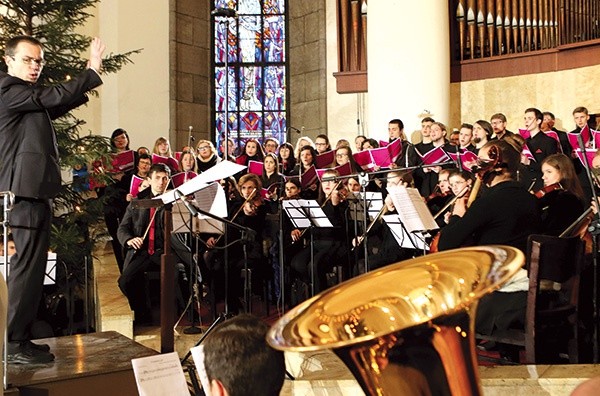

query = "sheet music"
[[131, 351, 190, 396], [387, 186, 438, 232], [383, 215, 430, 250], [195, 182, 227, 234], [159, 161, 246, 204]]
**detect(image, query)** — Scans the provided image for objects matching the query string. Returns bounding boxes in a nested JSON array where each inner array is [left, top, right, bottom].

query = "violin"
[[533, 182, 563, 199]]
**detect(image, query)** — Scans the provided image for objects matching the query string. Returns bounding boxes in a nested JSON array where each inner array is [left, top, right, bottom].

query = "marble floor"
[[94, 241, 600, 395]]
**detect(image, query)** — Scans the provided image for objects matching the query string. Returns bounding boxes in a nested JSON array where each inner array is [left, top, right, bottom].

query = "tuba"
[[267, 245, 524, 395]]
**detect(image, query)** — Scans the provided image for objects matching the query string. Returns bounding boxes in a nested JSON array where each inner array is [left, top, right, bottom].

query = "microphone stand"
[[577, 135, 600, 363]]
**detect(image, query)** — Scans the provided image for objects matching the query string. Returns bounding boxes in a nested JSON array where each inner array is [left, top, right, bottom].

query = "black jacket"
[[0, 69, 102, 199]]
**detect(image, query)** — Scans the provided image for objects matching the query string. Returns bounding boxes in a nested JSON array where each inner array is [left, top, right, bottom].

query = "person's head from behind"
[[148, 163, 170, 195], [479, 140, 520, 183], [4, 35, 44, 83], [202, 314, 285, 396]]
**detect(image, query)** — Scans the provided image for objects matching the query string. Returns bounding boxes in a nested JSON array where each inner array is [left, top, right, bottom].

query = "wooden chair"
[[477, 234, 584, 364]]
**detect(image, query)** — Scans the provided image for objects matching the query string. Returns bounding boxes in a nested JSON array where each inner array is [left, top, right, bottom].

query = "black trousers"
[[8, 198, 52, 342], [118, 250, 162, 315]]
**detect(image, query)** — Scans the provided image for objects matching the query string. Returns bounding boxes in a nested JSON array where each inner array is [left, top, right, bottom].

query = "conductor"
[[0, 35, 105, 364]]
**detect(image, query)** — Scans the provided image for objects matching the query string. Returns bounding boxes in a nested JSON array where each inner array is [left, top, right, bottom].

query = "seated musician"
[[290, 169, 349, 294], [117, 163, 193, 325], [442, 169, 474, 225], [353, 170, 415, 274], [437, 140, 542, 357], [204, 173, 266, 313], [537, 153, 585, 236]]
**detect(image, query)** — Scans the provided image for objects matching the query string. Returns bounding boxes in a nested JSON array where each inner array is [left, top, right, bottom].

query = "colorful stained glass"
[[264, 16, 285, 62], [213, 0, 287, 153], [263, 0, 284, 14]]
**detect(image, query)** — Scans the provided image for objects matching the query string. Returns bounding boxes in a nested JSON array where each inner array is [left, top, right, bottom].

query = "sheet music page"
[[131, 352, 190, 396], [191, 345, 213, 396], [387, 186, 438, 232], [194, 182, 226, 234], [159, 161, 246, 203]]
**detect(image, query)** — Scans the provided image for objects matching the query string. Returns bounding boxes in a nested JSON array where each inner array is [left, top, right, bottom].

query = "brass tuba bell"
[[268, 245, 524, 395]]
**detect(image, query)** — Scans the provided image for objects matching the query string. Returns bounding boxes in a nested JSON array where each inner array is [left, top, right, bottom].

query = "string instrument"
[[533, 182, 563, 199], [352, 205, 388, 251], [428, 185, 474, 254], [430, 146, 503, 254], [212, 188, 259, 245], [560, 206, 594, 254]]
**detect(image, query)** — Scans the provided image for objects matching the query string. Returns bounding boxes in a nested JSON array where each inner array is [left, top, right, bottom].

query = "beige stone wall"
[[288, 1, 328, 145], [170, 0, 211, 150], [450, 64, 600, 132], [76, 1, 171, 150]]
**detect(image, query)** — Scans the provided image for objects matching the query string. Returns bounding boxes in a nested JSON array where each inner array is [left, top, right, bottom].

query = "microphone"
[[188, 126, 195, 142], [211, 8, 237, 17], [288, 126, 302, 134], [577, 133, 586, 154], [174, 189, 198, 217], [455, 145, 462, 170]]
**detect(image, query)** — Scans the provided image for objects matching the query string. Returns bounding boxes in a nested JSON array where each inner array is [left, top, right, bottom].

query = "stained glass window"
[[213, 0, 287, 156]]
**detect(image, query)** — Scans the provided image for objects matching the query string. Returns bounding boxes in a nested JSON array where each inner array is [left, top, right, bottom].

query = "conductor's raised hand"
[[88, 37, 106, 72]]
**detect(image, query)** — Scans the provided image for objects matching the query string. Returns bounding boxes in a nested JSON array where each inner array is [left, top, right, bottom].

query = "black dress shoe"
[[7, 345, 54, 365], [28, 340, 51, 352]]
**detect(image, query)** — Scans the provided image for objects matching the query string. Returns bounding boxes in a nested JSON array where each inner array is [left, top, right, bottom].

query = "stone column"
[[367, 0, 450, 138]]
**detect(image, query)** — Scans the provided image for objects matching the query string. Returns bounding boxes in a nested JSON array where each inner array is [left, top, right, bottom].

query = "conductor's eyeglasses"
[[10, 56, 46, 67]]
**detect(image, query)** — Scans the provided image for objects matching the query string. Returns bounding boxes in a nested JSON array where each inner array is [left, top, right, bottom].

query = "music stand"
[[384, 215, 430, 252], [283, 199, 333, 296]]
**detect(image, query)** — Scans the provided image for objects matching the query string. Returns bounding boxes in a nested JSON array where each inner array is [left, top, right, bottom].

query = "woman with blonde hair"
[[195, 139, 221, 173]]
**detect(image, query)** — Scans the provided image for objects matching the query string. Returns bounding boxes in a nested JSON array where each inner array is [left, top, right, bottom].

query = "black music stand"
[[283, 199, 333, 296]]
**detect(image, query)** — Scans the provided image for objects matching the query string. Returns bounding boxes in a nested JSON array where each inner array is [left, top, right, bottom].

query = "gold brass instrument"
[[268, 245, 524, 396]]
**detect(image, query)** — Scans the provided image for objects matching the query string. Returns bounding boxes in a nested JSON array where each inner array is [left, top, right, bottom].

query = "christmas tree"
[[0, 0, 141, 333]]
